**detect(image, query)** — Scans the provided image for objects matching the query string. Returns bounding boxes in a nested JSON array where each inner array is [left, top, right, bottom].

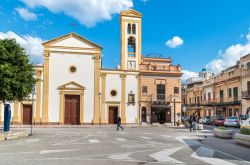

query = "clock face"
[[127, 61, 136, 69]]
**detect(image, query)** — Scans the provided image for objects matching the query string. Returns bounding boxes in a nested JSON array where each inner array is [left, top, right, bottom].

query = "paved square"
[[0, 127, 249, 165]]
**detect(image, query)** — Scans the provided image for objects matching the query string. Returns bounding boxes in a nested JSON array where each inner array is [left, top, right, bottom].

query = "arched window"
[[132, 24, 136, 34], [247, 62, 250, 68], [127, 23, 131, 34], [128, 36, 136, 57]]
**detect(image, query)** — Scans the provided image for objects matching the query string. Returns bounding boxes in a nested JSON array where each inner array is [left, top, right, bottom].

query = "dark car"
[[206, 116, 216, 125], [213, 116, 225, 126]]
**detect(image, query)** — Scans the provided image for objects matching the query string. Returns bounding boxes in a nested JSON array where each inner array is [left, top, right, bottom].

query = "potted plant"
[[213, 126, 233, 139], [235, 128, 250, 147]]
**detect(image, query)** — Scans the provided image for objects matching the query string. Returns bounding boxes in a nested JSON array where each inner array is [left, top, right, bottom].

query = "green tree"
[[0, 39, 36, 102]]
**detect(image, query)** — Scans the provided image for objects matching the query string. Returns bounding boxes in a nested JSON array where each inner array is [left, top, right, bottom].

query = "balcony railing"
[[157, 94, 165, 101], [201, 97, 241, 106], [242, 91, 250, 99], [139, 65, 181, 72], [242, 69, 250, 77]]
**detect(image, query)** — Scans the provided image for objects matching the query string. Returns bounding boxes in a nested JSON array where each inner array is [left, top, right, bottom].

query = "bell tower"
[[120, 9, 142, 70]]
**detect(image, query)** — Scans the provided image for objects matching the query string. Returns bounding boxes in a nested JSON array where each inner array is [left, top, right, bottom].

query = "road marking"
[[117, 132, 126, 134], [150, 147, 184, 164], [140, 136, 151, 140], [160, 135, 172, 138], [144, 132, 152, 135], [52, 135, 90, 145], [176, 135, 200, 146], [26, 139, 40, 142], [191, 146, 237, 165], [116, 138, 127, 142], [108, 153, 134, 160], [88, 139, 100, 143], [40, 149, 79, 154], [0, 152, 36, 156]]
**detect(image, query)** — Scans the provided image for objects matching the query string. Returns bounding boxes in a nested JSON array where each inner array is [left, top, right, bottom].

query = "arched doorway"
[[141, 107, 146, 122]]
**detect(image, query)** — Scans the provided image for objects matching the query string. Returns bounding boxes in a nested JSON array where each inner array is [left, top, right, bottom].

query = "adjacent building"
[[183, 54, 250, 118]]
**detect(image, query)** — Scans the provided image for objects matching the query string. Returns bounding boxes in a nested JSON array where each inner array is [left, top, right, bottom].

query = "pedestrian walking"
[[192, 114, 197, 132], [189, 115, 193, 132], [117, 116, 124, 131]]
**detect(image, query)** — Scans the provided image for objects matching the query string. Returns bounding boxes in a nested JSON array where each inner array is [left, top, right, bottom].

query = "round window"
[[69, 66, 77, 73], [110, 90, 117, 97]]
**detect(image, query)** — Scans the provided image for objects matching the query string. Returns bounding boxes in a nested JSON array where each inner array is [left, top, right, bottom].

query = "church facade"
[[0, 9, 182, 125]]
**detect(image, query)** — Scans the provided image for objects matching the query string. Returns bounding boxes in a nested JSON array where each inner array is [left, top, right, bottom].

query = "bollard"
[[4, 104, 11, 132]]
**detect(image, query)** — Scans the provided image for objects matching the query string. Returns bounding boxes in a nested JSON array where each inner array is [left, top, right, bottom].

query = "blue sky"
[[1, 0, 250, 80]]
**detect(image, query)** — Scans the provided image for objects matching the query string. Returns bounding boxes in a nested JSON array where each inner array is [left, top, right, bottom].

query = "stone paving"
[[0, 126, 249, 165]]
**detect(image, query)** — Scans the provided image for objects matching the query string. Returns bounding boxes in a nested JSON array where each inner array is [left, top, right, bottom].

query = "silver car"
[[224, 116, 240, 128]]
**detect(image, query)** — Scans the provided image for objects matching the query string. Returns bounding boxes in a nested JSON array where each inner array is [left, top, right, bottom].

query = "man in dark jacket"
[[189, 115, 193, 132], [117, 116, 124, 131]]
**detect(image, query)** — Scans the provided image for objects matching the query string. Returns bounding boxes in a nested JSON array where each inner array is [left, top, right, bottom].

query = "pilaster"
[[120, 74, 126, 123], [41, 51, 50, 124], [34, 70, 42, 124], [101, 73, 106, 123], [93, 54, 101, 124], [12, 102, 19, 124]]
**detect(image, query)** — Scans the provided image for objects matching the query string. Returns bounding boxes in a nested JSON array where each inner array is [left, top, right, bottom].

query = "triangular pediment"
[[121, 9, 142, 18], [42, 32, 102, 50], [58, 81, 85, 90]]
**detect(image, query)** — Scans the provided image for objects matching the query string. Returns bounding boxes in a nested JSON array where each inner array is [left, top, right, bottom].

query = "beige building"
[[184, 54, 250, 118], [139, 58, 182, 124], [212, 65, 241, 117], [240, 55, 250, 113], [186, 78, 204, 117]]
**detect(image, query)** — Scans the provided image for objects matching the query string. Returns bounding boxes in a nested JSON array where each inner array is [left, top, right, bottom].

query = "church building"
[[0, 9, 182, 125]]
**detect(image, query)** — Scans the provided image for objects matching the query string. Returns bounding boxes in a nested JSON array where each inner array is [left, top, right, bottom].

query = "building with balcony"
[[211, 65, 241, 117], [139, 58, 182, 124], [240, 54, 250, 114], [183, 54, 250, 119], [185, 77, 204, 117]]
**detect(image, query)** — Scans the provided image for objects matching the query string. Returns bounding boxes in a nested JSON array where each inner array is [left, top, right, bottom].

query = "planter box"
[[197, 124, 203, 130], [235, 133, 250, 147], [213, 128, 233, 139]]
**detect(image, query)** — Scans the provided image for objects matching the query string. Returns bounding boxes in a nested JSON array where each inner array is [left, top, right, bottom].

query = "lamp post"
[[98, 92, 102, 126], [30, 85, 35, 136], [174, 96, 176, 126]]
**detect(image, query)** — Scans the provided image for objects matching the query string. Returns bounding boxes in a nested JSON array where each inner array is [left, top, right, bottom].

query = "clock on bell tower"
[[120, 9, 142, 70]]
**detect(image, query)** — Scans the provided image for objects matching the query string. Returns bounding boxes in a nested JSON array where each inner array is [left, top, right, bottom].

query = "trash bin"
[[4, 104, 11, 132]]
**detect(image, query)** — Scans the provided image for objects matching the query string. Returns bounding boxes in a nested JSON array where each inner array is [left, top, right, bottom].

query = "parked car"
[[207, 116, 216, 125], [240, 114, 250, 129], [213, 116, 225, 126], [224, 116, 240, 128], [201, 116, 211, 124]]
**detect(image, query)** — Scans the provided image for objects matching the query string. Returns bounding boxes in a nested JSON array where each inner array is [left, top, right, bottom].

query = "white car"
[[241, 116, 250, 129], [224, 117, 240, 128]]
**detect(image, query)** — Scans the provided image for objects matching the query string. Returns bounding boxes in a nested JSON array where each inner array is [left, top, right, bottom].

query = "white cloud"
[[21, 0, 133, 27], [0, 31, 43, 64], [15, 8, 37, 21], [182, 70, 199, 82], [166, 36, 184, 48], [205, 30, 250, 73]]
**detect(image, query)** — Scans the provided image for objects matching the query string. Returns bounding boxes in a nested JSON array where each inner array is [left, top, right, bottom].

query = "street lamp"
[[174, 95, 176, 126], [98, 92, 102, 126]]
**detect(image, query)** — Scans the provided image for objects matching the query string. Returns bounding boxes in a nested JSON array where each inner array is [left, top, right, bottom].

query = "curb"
[[0, 131, 28, 141]]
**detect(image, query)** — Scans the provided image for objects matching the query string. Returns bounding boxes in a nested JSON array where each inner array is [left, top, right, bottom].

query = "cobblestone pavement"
[[0, 126, 249, 165]]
